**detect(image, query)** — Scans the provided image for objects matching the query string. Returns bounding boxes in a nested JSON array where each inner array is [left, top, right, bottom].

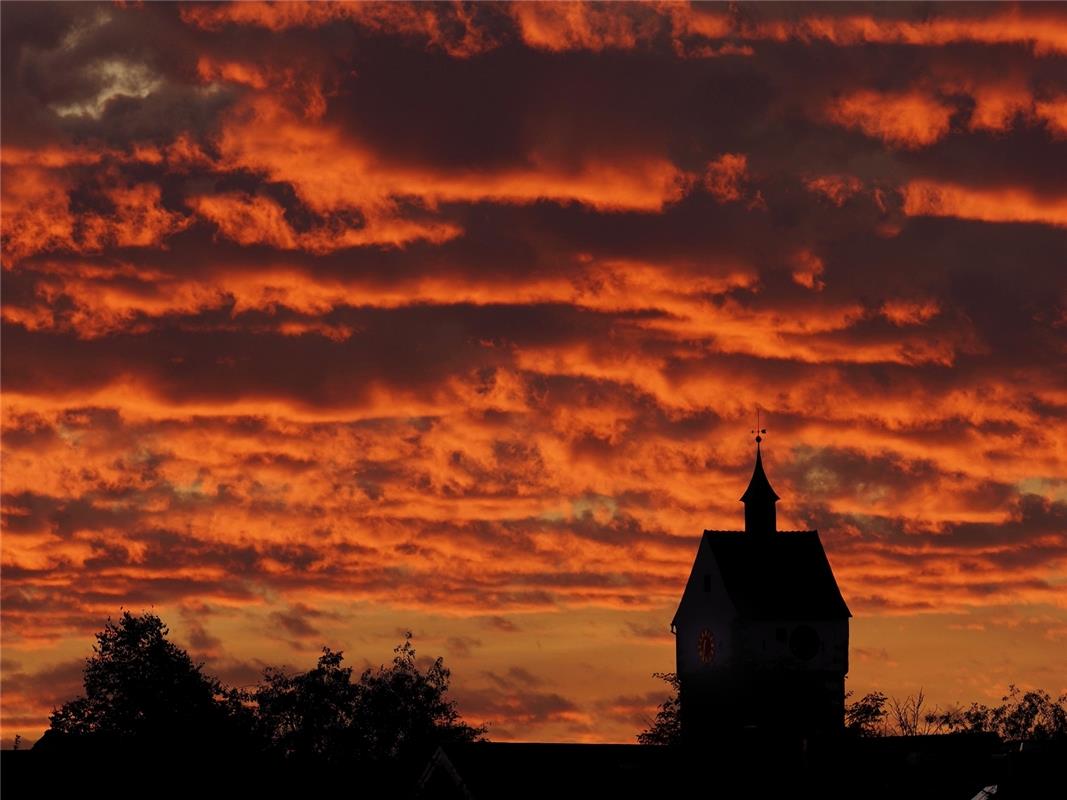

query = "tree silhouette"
[[639, 677, 890, 742], [636, 672, 681, 745], [45, 611, 249, 748], [252, 646, 359, 762], [351, 632, 486, 765], [924, 685, 1067, 741], [637, 678, 1067, 741], [252, 632, 486, 768], [844, 690, 888, 737], [38, 611, 486, 769], [889, 688, 931, 736]]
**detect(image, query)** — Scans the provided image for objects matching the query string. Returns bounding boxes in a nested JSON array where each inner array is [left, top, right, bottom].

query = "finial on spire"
[[751, 408, 767, 445], [742, 408, 778, 534]]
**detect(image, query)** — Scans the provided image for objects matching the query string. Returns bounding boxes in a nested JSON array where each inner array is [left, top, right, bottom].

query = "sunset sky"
[[2, 1, 1066, 747]]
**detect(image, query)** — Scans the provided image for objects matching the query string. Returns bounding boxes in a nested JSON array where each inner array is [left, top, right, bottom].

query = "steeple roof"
[[740, 443, 779, 504], [687, 531, 852, 621]]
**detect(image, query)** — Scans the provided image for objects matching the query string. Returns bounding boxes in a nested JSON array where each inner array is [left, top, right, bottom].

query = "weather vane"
[[751, 408, 766, 444]]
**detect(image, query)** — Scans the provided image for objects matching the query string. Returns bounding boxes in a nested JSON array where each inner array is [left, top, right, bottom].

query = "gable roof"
[[694, 530, 851, 621]]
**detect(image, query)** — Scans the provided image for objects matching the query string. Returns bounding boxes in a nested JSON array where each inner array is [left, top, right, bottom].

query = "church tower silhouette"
[[671, 432, 851, 743]]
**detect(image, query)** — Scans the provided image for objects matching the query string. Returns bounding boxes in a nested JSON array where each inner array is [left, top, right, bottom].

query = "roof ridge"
[[701, 528, 818, 535]]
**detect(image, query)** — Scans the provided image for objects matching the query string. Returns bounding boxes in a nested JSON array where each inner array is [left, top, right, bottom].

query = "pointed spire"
[[741, 442, 780, 503], [741, 420, 778, 534]]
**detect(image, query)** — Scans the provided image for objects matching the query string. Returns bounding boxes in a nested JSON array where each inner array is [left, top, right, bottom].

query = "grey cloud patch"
[[781, 445, 1017, 510], [457, 685, 579, 727], [623, 622, 673, 642], [444, 636, 483, 658], [483, 666, 544, 691], [480, 615, 520, 632], [1, 658, 86, 711]]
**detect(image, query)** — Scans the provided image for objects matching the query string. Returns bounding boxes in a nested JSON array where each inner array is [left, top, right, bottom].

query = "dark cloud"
[[1, 658, 85, 712], [444, 636, 483, 658], [457, 685, 580, 726], [480, 615, 521, 632], [268, 603, 328, 640], [483, 666, 544, 691], [623, 622, 673, 643]]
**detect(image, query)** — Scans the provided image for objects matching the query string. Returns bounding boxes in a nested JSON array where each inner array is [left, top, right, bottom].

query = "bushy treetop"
[[48, 610, 235, 740]]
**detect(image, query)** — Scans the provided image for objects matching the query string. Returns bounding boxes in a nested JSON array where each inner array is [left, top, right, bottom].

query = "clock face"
[[697, 628, 716, 665]]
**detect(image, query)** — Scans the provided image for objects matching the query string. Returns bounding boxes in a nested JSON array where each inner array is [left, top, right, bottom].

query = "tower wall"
[[680, 667, 845, 742], [743, 501, 776, 535]]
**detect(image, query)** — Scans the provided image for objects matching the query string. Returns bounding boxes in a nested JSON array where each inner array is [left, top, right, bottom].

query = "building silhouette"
[[671, 436, 851, 742]]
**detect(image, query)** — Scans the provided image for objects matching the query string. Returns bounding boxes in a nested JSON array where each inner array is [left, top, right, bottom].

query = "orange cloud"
[[804, 175, 864, 207], [88, 183, 192, 249], [703, 153, 749, 203], [510, 2, 658, 52], [195, 56, 327, 118], [966, 82, 1034, 132], [929, 78, 1067, 138], [182, 0, 738, 59], [1, 173, 191, 263], [821, 81, 1066, 144], [182, 1, 496, 57], [745, 10, 1067, 56], [1, 146, 105, 168], [1035, 96, 1067, 138], [190, 192, 460, 252], [1, 166, 76, 263], [826, 90, 954, 148], [195, 56, 271, 89], [189, 193, 297, 248], [181, 3, 1067, 57], [790, 248, 825, 291], [902, 180, 1067, 227], [216, 96, 692, 214], [182, 1, 368, 32], [881, 299, 941, 327]]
